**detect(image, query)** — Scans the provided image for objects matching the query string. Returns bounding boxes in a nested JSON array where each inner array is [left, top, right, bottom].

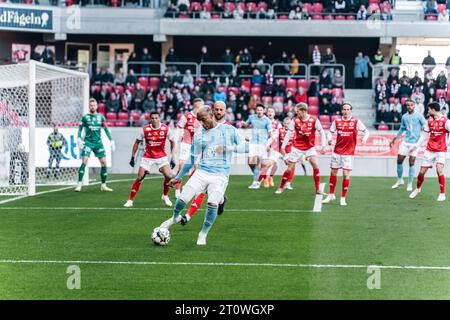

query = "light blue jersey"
[[177, 123, 247, 178], [245, 114, 272, 145], [396, 111, 426, 144]]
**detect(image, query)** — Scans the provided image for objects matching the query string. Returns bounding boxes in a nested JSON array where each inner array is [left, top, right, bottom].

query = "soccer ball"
[[151, 227, 171, 246]]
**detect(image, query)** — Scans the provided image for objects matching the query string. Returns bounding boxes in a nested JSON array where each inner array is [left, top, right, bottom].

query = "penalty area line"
[[0, 259, 450, 271]]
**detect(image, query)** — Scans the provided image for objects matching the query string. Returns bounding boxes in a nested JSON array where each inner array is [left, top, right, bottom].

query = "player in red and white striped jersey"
[[276, 103, 326, 194], [409, 102, 450, 202], [124, 112, 176, 208], [257, 107, 283, 188], [322, 103, 369, 206], [175, 98, 202, 197], [180, 101, 231, 225]]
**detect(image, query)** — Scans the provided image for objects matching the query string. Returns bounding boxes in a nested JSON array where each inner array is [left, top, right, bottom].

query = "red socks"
[[342, 178, 350, 198], [313, 168, 320, 192], [187, 193, 205, 218], [279, 170, 291, 189], [163, 178, 170, 196], [417, 173, 425, 189], [329, 175, 337, 194], [129, 179, 143, 201], [288, 169, 295, 183], [439, 175, 445, 193], [175, 178, 182, 191], [258, 168, 268, 183]]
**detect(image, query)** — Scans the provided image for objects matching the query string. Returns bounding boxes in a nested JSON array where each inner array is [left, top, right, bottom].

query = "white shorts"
[[180, 170, 229, 206], [398, 141, 420, 157], [265, 150, 282, 162], [421, 150, 446, 168], [249, 144, 268, 159], [330, 153, 354, 171], [179, 142, 191, 162], [140, 156, 169, 171], [287, 146, 317, 163]]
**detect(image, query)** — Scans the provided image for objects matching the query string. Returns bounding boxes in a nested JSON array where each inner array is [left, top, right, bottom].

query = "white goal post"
[[0, 60, 90, 196]]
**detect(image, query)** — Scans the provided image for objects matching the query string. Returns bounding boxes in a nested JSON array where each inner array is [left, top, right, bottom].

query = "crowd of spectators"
[[164, 0, 394, 20], [423, 0, 450, 21], [89, 46, 345, 127], [374, 50, 450, 129]]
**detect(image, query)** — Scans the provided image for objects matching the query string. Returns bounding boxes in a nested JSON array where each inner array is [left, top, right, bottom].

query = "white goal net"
[[0, 61, 89, 196]]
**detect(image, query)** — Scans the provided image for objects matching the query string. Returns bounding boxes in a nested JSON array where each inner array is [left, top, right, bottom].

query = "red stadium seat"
[[369, 0, 379, 4], [224, 2, 235, 12], [66, 0, 74, 5], [138, 77, 148, 87], [106, 112, 117, 121], [116, 121, 128, 127], [298, 79, 308, 89], [130, 111, 140, 126], [111, 0, 119, 7], [116, 85, 124, 96], [236, 2, 245, 11], [228, 87, 239, 96], [335, 15, 346, 20], [319, 115, 331, 123], [308, 96, 319, 106], [285, 87, 297, 94], [190, 1, 202, 11], [303, 3, 312, 12], [400, 97, 407, 105], [378, 124, 389, 131], [143, 113, 151, 121], [278, 79, 286, 87], [286, 78, 297, 89], [346, 15, 355, 20], [388, 97, 395, 104], [118, 112, 129, 121], [257, 2, 267, 11], [321, 88, 330, 95], [437, 89, 446, 98], [178, 14, 190, 19], [106, 85, 113, 93], [312, 14, 323, 20], [149, 77, 160, 90], [262, 96, 273, 104], [368, 3, 379, 13], [212, 14, 221, 19], [203, 2, 212, 11], [308, 106, 319, 116], [106, 122, 116, 127], [324, 14, 334, 20], [97, 103, 106, 114], [195, 77, 206, 85], [331, 115, 340, 122], [447, 90, 450, 101], [246, 2, 257, 12], [332, 88, 343, 98], [278, 15, 289, 20], [241, 80, 251, 90], [251, 86, 261, 96], [380, 1, 391, 12], [322, 122, 331, 130], [273, 96, 284, 103], [312, 3, 323, 13]]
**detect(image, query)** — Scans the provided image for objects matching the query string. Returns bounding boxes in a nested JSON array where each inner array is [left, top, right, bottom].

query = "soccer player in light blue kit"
[[160, 107, 248, 245], [390, 99, 426, 191], [242, 104, 272, 189]]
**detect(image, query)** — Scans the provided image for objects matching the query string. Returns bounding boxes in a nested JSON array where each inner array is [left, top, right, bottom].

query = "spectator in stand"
[[233, 5, 245, 19], [178, 0, 190, 13], [436, 70, 447, 89], [280, 51, 290, 75], [414, 96, 425, 116], [389, 97, 402, 112], [376, 105, 392, 127], [424, 86, 437, 105], [375, 79, 387, 103], [99, 84, 110, 103], [165, 3, 179, 18], [319, 69, 333, 89], [390, 104, 402, 130], [356, 5, 367, 20], [399, 70, 410, 84], [319, 96, 332, 115], [424, 0, 438, 16], [388, 79, 400, 98], [251, 69, 263, 85], [199, 46, 210, 63], [256, 54, 268, 74], [222, 48, 234, 74], [133, 83, 146, 111], [410, 71, 423, 88], [334, 0, 346, 14], [273, 78, 286, 96], [398, 79, 412, 98], [92, 67, 102, 85], [140, 48, 152, 75], [41, 44, 55, 65], [240, 48, 253, 75], [422, 50, 436, 74], [266, 0, 278, 19], [378, 97, 390, 111], [181, 69, 194, 89], [223, 5, 233, 19], [213, 86, 227, 102], [446, 54, 450, 75], [127, 52, 139, 73], [289, 6, 303, 19], [380, 6, 393, 20], [411, 87, 425, 104], [323, 47, 337, 76], [224, 107, 236, 123], [312, 45, 321, 65], [371, 48, 385, 75], [165, 47, 178, 63], [142, 93, 156, 113], [354, 51, 370, 88], [389, 49, 402, 70], [295, 86, 308, 103], [290, 53, 300, 75], [332, 69, 345, 88], [107, 91, 121, 113], [101, 68, 115, 85], [200, 8, 212, 19], [439, 96, 450, 116], [440, 8, 450, 21], [114, 67, 125, 85], [227, 91, 237, 112], [125, 69, 137, 86]]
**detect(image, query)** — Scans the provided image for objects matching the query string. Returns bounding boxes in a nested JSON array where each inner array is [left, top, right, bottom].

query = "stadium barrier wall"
[[108, 128, 450, 177]]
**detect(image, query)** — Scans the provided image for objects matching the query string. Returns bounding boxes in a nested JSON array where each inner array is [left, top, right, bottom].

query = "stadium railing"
[[199, 62, 236, 77], [272, 63, 308, 79]]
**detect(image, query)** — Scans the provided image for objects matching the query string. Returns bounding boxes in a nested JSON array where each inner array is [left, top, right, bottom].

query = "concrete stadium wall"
[[109, 128, 450, 178]]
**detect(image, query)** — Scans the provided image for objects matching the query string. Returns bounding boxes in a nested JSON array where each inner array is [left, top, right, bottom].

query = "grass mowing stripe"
[[0, 207, 313, 213], [1, 259, 450, 271]]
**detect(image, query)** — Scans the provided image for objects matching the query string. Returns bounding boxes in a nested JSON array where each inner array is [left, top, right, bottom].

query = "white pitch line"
[[0, 207, 313, 213], [312, 183, 326, 213], [0, 259, 450, 271], [0, 177, 161, 205]]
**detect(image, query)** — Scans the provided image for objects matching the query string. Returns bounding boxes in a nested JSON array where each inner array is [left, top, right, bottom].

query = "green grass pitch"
[[1, 174, 450, 299]]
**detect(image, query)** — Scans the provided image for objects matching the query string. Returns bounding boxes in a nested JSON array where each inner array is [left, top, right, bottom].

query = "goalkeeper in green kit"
[[75, 98, 116, 192]]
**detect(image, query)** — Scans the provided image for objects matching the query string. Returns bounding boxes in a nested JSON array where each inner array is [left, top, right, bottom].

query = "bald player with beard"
[[180, 101, 231, 226]]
